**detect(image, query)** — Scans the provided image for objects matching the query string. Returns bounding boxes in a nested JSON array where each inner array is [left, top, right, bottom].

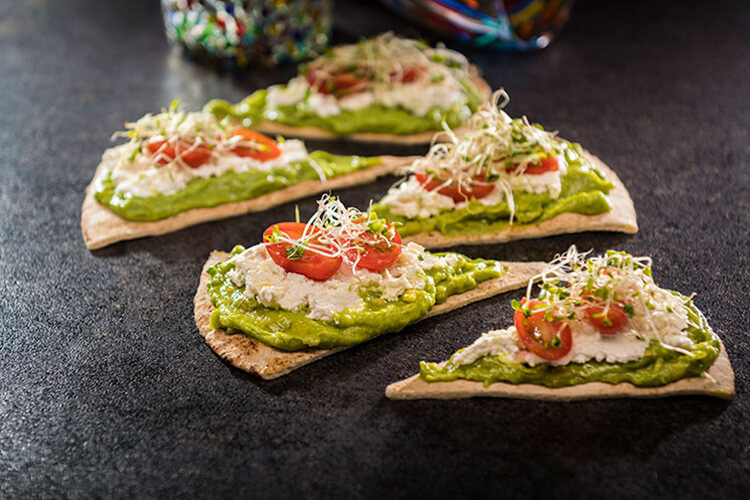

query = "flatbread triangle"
[[401, 150, 639, 249], [194, 251, 547, 379], [81, 155, 415, 250], [385, 342, 734, 400]]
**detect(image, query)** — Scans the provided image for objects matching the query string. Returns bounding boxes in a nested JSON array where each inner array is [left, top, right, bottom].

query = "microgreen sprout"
[[262, 195, 403, 271], [520, 245, 696, 355], [303, 32, 470, 96], [407, 89, 563, 223], [111, 103, 289, 171]]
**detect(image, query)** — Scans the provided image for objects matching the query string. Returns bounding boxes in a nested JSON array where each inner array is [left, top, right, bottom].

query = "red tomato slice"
[[514, 299, 573, 360], [345, 221, 402, 272], [388, 65, 425, 83], [146, 140, 212, 168], [414, 172, 495, 203], [145, 140, 173, 164], [584, 299, 628, 335], [176, 143, 212, 168], [505, 156, 559, 175], [230, 128, 281, 161], [306, 68, 365, 96], [263, 223, 342, 281], [401, 66, 425, 83]]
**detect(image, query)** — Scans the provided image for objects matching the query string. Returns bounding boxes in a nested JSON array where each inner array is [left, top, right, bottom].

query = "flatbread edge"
[[81, 155, 414, 250], [194, 252, 546, 380], [402, 150, 638, 249], [385, 343, 735, 401]]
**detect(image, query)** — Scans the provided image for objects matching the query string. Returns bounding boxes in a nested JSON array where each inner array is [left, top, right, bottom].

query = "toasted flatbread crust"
[[248, 70, 492, 144], [385, 343, 735, 400], [402, 151, 638, 249], [194, 252, 546, 380], [81, 156, 415, 250]]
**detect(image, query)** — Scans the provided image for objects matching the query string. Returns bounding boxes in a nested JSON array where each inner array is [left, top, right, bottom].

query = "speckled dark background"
[[1, 0, 748, 498]]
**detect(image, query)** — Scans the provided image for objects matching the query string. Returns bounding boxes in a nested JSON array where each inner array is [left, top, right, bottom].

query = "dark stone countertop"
[[0, 0, 748, 498]]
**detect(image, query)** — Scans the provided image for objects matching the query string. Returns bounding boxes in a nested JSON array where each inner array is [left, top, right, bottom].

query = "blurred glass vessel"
[[382, 0, 575, 50], [161, 0, 332, 69]]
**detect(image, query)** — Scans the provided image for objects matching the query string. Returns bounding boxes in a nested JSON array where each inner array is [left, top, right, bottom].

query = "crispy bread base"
[[402, 151, 638, 249], [194, 252, 546, 380], [81, 156, 415, 250], [385, 343, 735, 401], [249, 70, 492, 144]]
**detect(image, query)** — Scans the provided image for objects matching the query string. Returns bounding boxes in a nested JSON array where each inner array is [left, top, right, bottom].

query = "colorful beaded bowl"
[[161, 0, 332, 69]]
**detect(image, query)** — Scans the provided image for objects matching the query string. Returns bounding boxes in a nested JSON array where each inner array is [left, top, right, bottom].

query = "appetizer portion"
[[193, 195, 546, 379], [371, 91, 638, 248], [386, 247, 734, 400], [205, 33, 491, 143], [81, 103, 413, 249]]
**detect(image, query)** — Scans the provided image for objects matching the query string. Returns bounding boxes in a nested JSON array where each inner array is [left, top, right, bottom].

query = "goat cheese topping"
[[380, 155, 567, 218], [267, 75, 465, 118], [226, 241, 450, 321], [455, 295, 690, 367], [378, 89, 575, 219], [99, 139, 308, 197], [453, 247, 696, 367], [264, 33, 475, 118]]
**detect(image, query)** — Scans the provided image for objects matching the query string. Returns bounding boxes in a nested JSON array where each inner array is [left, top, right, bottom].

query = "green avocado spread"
[[420, 296, 720, 388], [206, 245, 505, 351], [372, 145, 615, 238], [205, 79, 482, 136], [94, 151, 381, 222]]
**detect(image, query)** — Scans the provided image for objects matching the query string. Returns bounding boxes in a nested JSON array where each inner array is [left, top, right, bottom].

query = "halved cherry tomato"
[[505, 156, 559, 175], [401, 66, 423, 83], [584, 298, 628, 335], [263, 223, 342, 281], [388, 65, 425, 83], [345, 220, 402, 272], [145, 140, 212, 168], [306, 68, 365, 96], [414, 172, 495, 203], [230, 128, 281, 161], [514, 299, 573, 360]]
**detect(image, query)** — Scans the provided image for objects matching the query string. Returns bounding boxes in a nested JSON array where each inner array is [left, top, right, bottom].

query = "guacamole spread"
[[206, 85, 480, 137], [205, 33, 485, 136], [421, 295, 720, 388], [94, 151, 380, 222], [206, 245, 504, 351], [373, 151, 615, 238]]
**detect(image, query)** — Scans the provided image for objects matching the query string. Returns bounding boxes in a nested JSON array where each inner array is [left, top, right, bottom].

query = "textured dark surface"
[[1, 0, 749, 498]]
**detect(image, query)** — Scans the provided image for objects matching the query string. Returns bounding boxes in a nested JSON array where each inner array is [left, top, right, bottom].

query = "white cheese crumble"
[[99, 139, 308, 197], [225, 242, 448, 322], [378, 177, 456, 219], [454, 296, 692, 368], [452, 256, 695, 368], [452, 328, 519, 365], [379, 155, 567, 219], [265, 74, 465, 118]]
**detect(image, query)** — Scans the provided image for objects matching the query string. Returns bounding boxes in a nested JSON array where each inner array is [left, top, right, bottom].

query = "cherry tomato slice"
[[414, 172, 495, 203], [506, 156, 559, 175], [230, 128, 281, 161], [514, 299, 573, 360], [401, 66, 424, 83], [584, 299, 629, 335], [306, 67, 366, 96], [345, 221, 402, 272], [146, 140, 212, 168], [263, 223, 342, 281], [388, 65, 425, 83], [145, 140, 173, 164]]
